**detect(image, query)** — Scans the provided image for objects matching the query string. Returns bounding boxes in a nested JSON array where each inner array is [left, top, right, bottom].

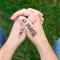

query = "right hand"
[[8, 17, 26, 46], [18, 15, 46, 45]]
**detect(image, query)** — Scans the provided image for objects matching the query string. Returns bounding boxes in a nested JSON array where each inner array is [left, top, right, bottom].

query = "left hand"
[[8, 17, 26, 46], [0, 16, 26, 60], [18, 14, 45, 45]]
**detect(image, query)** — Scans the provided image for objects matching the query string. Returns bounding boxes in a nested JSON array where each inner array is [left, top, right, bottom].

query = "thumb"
[[19, 16, 37, 39]]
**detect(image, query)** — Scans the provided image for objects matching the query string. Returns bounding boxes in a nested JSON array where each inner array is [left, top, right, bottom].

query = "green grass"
[[0, 0, 60, 60]]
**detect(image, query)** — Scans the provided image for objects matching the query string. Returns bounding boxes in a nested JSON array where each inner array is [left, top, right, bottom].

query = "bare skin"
[[0, 17, 26, 60], [0, 8, 58, 60], [20, 16, 58, 60]]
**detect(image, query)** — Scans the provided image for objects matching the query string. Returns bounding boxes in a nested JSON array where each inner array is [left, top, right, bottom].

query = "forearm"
[[34, 32, 58, 60], [0, 36, 21, 60]]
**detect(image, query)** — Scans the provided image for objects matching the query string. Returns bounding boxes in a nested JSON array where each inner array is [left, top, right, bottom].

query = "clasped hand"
[[10, 8, 44, 46], [0, 8, 58, 60]]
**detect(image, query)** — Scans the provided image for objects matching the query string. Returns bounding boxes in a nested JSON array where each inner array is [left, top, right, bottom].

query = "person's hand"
[[19, 16, 58, 60], [11, 8, 45, 45], [8, 17, 26, 46], [18, 15, 46, 45]]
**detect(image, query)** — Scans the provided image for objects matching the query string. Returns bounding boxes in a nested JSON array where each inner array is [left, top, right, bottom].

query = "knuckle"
[[28, 8, 32, 10]]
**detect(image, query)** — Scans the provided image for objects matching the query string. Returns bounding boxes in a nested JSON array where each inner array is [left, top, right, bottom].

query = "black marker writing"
[[22, 19, 27, 23], [19, 28, 24, 36], [25, 23, 37, 37], [21, 19, 37, 37]]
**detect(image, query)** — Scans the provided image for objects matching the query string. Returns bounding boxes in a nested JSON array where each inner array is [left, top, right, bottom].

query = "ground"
[[0, 0, 60, 60]]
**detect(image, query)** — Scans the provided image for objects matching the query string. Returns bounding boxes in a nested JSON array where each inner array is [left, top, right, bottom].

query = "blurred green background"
[[0, 0, 60, 60]]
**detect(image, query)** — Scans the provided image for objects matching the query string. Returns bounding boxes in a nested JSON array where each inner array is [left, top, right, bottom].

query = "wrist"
[[33, 31, 49, 49], [34, 34, 58, 60], [34, 30, 47, 41]]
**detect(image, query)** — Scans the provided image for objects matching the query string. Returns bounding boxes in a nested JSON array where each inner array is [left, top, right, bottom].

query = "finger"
[[11, 8, 32, 21], [28, 8, 43, 16], [27, 8, 44, 24], [28, 13, 44, 24], [40, 16, 44, 24], [16, 17, 26, 36], [11, 9, 26, 20], [19, 16, 37, 38], [28, 13, 38, 24], [11, 18, 25, 37]]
